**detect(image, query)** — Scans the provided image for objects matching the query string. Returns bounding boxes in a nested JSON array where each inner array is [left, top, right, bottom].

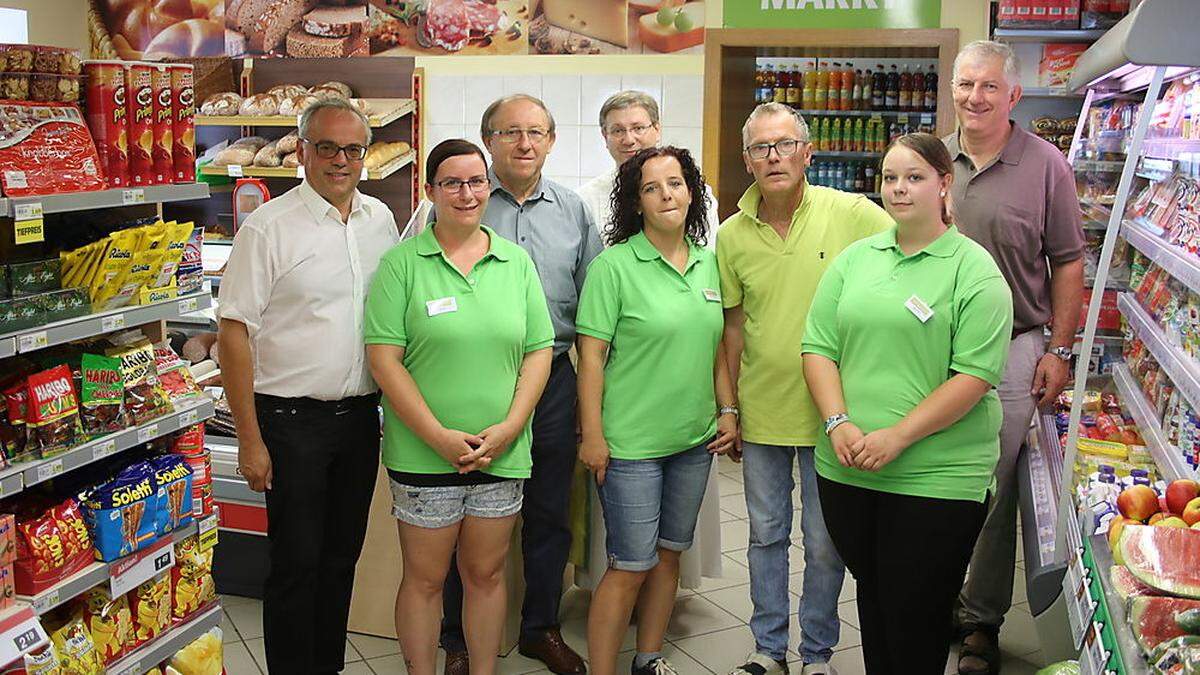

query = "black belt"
[[254, 392, 379, 413]]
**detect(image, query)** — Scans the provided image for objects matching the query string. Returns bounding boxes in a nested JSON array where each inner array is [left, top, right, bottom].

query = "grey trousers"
[[957, 329, 1045, 629]]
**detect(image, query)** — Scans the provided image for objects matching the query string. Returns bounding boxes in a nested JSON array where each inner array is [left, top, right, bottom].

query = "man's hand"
[[432, 428, 485, 473], [239, 439, 273, 492], [1031, 352, 1070, 408], [579, 435, 611, 486], [851, 426, 908, 472], [829, 422, 864, 468], [708, 413, 739, 456]]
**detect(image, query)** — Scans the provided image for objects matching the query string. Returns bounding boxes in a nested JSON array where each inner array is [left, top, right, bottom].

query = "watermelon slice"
[[1111, 565, 1165, 601], [1129, 597, 1200, 654], [1119, 524, 1200, 598]]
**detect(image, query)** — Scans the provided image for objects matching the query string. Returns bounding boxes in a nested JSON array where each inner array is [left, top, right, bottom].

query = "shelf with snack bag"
[[195, 97, 416, 128], [993, 28, 1109, 43], [1021, 87, 1087, 99], [1139, 136, 1200, 162], [1111, 364, 1196, 484], [0, 184, 210, 219], [1121, 219, 1200, 298], [200, 147, 416, 182], [1076, 160, 1127, 174], [1117, 292, 1200, 421], [105, 604, 220, 675]]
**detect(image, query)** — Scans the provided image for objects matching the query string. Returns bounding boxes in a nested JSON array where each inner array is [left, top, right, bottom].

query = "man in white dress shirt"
[[576, 90, 718, 247], [217, 99, 400, 675]]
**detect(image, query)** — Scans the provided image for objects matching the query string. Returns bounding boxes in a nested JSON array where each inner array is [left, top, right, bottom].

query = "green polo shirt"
[[576, 232, 723, 460], [364, 225, 554, 478], [801, 226, 1013, 502], [717, 184, 893, 446]]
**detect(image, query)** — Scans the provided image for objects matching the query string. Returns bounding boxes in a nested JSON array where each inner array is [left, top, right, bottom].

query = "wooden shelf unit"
[[703, 28, 959, 220]]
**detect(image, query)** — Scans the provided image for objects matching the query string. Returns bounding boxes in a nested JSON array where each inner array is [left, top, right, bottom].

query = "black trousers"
[[257, 393, 380, 674], [817, 476, 988, 675], [441, 354, 578, 650]]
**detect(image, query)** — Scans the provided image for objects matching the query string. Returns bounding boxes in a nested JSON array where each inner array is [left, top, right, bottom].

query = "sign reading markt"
[[724, 0, 942, 29]]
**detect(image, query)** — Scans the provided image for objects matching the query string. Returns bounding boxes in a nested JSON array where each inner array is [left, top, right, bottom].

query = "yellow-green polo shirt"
[[801, 226, 1013, 502], [716, 184, 893, 446], [576, 232, 723, 460], [364, 225, 554, 478]]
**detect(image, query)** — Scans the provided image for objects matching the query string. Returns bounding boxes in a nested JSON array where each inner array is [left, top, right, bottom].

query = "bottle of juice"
[[885, 65, 899, 110], [763, 64, 775, 104], [843, 163, 855, 191], [864, 163, 876, 193], [912, 66, 925, 112], [876, 118, 888, 152], [841, 63, 854, 111], [831, 117, 842, 152], [828, 62, 842, 111], [818, 117, 830, 151], [899, 65, 912, 111], [855, 163, 866, 192], [755, 63, 765, 104], [851, 69, 863, 110], [815, 61, 829, 111], [773, 62, 788, 104], [924, 63, 938, 112], [853, 117, 864, 152], [786, 62, 801, 107], [802, 60, 817, 110], [872, 65, 886, 109]]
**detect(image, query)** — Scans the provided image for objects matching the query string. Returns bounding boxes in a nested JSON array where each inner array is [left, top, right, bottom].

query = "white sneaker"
[[801, 663, 837, 675], [632, 657, 679, 675], [728, 653, 787, 675]]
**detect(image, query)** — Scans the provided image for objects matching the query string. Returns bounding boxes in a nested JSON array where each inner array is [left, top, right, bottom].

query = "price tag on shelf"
[[101, 313, 126, 332], [16, 331, 47, 354], [33, 588, 59, 615], [35, 459, 63, 484], [179, 408, 199, 428], [137, 424, 159, 444], [178, 297, 199, 314], [1078, 621, 1111, 675], [198, 513, 218, 552], [121, 189, 145, 205], [92, 438, 118, 461], [226, 164, 243, 178], [110, 537, 175, 597], [13, 202, 43, 246], [0, 607, 48, 665]]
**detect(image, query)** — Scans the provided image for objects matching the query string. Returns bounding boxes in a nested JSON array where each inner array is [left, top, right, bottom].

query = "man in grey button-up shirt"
[[437, 94, 601, 675]]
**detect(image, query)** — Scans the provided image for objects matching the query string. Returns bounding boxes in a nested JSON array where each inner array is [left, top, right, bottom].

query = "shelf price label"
[[137, 424, 159, 444], [101, 313, 126, 332], [121, 189, 145, 205], [13, 202, 43, 245], [1078, 621, 1111, 675], [92, 438, 118, 461], [226, 164, 243, 177], [34, 459, 63, 484], [179, 408, 199, 428], [110, 537, 175, 597], [16, 331, 48, 354], [33, 589, 60, 615], [0, 606, 48, 665], [198, 513, 218, 552], [178, 297, 199, 314]]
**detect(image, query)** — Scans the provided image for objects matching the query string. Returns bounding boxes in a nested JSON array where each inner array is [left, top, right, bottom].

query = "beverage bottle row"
[[812, 116, 891, 153], [755, 60, 937, 113], [807, 161, 881, 195]]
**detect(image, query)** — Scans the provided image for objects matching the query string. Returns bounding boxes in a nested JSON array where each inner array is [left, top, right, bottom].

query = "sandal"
[[957, 626, 1000, 675]]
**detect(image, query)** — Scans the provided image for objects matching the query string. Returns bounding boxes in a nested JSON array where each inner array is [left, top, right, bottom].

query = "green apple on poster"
[[724, 0, 941, 29]]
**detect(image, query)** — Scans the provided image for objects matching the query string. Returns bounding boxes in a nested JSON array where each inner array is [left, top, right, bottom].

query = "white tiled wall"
[[424, 73, 705, 189]]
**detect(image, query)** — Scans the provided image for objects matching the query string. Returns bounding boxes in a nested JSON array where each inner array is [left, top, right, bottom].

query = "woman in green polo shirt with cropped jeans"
[[576, 146, 738, 675], [801, 133, 1014, 675], [364, 139, 554, 675]]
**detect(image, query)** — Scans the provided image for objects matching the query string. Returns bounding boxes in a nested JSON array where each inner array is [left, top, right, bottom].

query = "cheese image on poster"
[[639, 2, 705, 52], [542, 0, 630, 47]]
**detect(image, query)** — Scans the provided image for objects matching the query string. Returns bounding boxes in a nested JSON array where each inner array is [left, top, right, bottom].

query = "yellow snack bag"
[[48, 613, 104, 675], [90, 228, 144, 307], [102, 227, 167, 310], [1077, 437, 1129, 460], [150, 221, 194, 289], [74, 240, 111, 292]]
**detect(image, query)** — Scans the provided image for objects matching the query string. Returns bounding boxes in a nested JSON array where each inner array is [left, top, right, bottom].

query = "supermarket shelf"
[[1087, 533, 1151, 675], [194, 98, 415, 128], [19, 520, 203, 616], [1117, 292, 1200, 416], [1141, 137, 1200, 161], [811, 151, 883, 158], [107, 604, 222, 675], [1112, 363, 1197, 482], [0, 184, 210, 218], [199, 150, 414, 181], [1021, 87, 1086, 98], [1074, 159, 1125, 173], [1024, 414, 1063, 571], [1120, 219, 1200, 296], [792, 109, 934, 118], [0, 290, 213, 360], [993, 28, 1107, 43]]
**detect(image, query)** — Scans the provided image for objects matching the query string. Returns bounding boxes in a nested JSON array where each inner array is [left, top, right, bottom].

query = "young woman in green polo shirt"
[[801, 133, 1014, 674], [364, 139, 555, 675], [576, 146, 738, 675]]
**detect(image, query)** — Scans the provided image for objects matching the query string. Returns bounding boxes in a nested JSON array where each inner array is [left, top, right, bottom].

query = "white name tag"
[[905, 294, 934, 323], [703, 288, 721, 302], [426, 296, 458, 316]]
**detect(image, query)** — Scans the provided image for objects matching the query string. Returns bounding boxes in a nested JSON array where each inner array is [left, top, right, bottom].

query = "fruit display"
[[1129, 595, 1200, 655]]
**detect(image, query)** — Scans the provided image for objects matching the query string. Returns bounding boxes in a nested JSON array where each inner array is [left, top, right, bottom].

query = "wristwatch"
[[719, 405, 740, 417], [823, 413, 850, 435], [1048, 346, 1072, 362]]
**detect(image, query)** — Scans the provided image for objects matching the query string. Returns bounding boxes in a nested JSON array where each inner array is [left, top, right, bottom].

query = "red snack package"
[[83, 60, 128, 189], [125, 571, 171, 651], [0, 102, 106, 198], [0, 514, 15, 566], [76, 585, 132, 664], [0, 564, 12, 611], [170, 534, 215, 624], [169, 64, 194, 183], [25, 365, 82, 459], [150, 64, 173, 186], [3, 383, 32, 464], [171, 424, 204, 456], [51, 500, 92, 564], [13, 499, 93, 595], [125, 62, 154, 187]]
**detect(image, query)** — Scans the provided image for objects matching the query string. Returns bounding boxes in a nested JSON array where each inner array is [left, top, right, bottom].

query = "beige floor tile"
[[693, 554, 752, 593], [721, 519, 751, 552], [221, 610, 240, 643], [719, 494, 748, 520], [998, 603, 1042, 658], [559, 586, 592, 620], [366, 650, 447, 673], [496, 650, 556, 674], [698, 583, 757, 623], [672, 624, 758, 672], [826, 646, 866, 675], [222, 641, 263, 675], [562, 614, 634, 654], [224, 601, 263, 640], [349, 632, 401, 660], [219, 593, 258, 607], [664, 595, 744, 640], [835, 622, 863, 652], [245, 637, 363, 669], [837, 600, 859, 630], [342, 662, 374, 675], [717, 475, 744, 498]]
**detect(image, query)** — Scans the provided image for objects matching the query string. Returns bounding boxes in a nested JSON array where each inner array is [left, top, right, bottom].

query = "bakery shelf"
[[199, 149, 415, 181], [194, 98, 415, 128], [1118, 292, 1200, 417], [106, 603, 222, 675], [0, 290, 213, 360], [791, 109, 935, 119], [1112, 363, 1197, 483], [1085, 533, 1151, 675], [18, 519, 206, 617], [993, 28, 1108, 43], [1120, 219, 1200, 296], [0, 184, 210, 218], [1075, 160, 1126, 173], [811, 150, 883, 158]]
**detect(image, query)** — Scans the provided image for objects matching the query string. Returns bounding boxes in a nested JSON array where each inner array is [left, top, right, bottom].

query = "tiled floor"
[[219, 457, 1048, 674]]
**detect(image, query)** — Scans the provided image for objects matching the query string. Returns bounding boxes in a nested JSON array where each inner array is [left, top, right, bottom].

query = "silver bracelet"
[[824, 413, 850, 435], [719, 405, 739, 417]]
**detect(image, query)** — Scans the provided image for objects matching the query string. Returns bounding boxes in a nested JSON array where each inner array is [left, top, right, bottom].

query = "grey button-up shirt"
[[431, 168, 602, 355]]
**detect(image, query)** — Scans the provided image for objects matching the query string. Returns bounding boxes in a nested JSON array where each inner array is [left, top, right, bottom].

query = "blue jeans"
[[742, 442, 845, 664]]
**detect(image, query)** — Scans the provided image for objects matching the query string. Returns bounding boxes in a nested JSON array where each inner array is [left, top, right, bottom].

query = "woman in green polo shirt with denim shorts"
[[364, 139, 554, 675], [801, 133, 1013, 674], [576, 146, 738, 675]]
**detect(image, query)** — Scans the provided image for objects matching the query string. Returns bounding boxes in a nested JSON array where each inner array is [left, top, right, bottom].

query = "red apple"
[[1119, 485, 1161, 522], [1149, 512, 1168, 525], [1183, 497, 1200, 526], [1166, 479, 1200, 516], [1157, 516, 1189, 528], [1161, 496, 1171, 513]]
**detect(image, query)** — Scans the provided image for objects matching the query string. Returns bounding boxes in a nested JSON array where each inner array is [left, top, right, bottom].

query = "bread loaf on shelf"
[[238, 93, 280, 116], [198, 91, 242, 116]]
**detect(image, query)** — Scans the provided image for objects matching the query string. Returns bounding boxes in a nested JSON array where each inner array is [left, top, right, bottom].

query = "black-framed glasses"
[[301, 138, 368, 161], [436, 177, 490, 193], [488, 128, 551, 144], [745, 139, 804, 160]]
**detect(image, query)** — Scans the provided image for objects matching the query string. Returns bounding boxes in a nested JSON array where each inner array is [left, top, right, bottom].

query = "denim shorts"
[[596, 441, 713, 572], [389, 478, 524, 529]]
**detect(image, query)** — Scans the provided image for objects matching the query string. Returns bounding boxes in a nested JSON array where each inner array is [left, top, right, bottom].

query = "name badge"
[[426, 296, 458, 316], [703, 288, 721, 302], [905, 295, 934, 323]]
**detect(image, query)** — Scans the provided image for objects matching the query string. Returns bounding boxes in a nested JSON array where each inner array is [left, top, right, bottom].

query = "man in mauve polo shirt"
[[944, 40, 1085, 675]]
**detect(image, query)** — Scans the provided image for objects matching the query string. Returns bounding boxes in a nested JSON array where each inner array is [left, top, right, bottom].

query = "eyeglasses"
[[435, 177, 490, 193], [301, 138, 368, 161], [605, 124, 655, 138], [744, 139, 804, 160], [488, 128, 551, 144]]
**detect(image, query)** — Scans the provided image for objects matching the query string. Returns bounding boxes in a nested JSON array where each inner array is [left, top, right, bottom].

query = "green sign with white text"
[[724, 0, 941, 29]]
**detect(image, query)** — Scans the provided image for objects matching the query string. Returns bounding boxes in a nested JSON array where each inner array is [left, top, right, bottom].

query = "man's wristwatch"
[[824, 413, 850, 435], [719, 405, 739, 417], [1048, 346, 1072, 362]]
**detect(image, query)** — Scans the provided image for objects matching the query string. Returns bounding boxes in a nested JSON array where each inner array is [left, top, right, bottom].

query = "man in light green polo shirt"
[[718, 102, 893, 675]]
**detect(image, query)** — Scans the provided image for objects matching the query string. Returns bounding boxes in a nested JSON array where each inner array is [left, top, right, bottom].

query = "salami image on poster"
[[528, 0, 706, 55]]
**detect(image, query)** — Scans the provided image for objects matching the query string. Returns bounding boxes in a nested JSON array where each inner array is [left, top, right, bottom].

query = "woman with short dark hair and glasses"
[[364, 139, 554, 675]]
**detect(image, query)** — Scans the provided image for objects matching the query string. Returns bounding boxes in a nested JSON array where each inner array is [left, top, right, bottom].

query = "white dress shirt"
[[217, 180, 400, 400], [576, 165, 720, 250]]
